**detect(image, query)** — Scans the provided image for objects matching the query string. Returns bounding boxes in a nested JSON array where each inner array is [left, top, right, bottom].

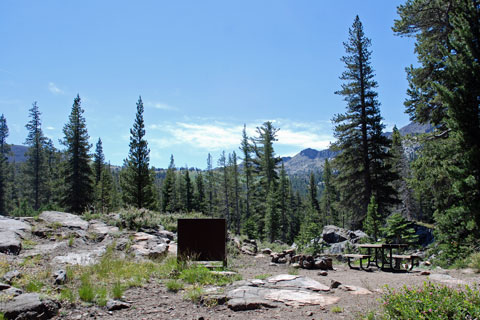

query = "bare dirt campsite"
[[1, 212, 479, 320]]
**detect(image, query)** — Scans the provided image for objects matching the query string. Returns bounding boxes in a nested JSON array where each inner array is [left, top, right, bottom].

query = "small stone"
[[0, 282, 11, 290], [291, 263, 300, 269], [3, 270, 20, 284], [261, 248, 272, 255], [420, 271, 430, 276], [54, 269, 67, 285], [269, 262, 278, 266], [306, 311, 314, 316], [106, 299, 131, 311], [330, 279, 341, 289], [318, 271, 328, 276]]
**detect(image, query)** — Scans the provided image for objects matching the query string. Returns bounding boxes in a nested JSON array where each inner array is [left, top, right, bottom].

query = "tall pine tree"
[[0, 114, 9, 215], [24, 102, 47, 211], [162, 155, 176, 212], [332, 16, 397, 229], [121, 96, 156, 210], [61, 95, 94, 214]]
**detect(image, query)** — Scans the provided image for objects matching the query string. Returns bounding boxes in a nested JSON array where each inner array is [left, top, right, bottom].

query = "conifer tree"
[[320, 158, 338, 226], [0, 114, 9, 215], [363, 195, 380, 241], [121, 96, 156, 210], [162, 155, 176, 212], [240, 124, 253, 219], [332, 16, 397, 229], [184, 168, 193, 212], [264, 187, 279, 242], [43, 138, 63, 209], [218, 151, 230, 227], [394, 0, 480, 261], [61, 95, 94, 214], [206, 153, 215, 216], [278, 163, 290, 242], [194, 171, 206, 213], [24, 102, 47, 210], [97, 164, 114, 213], [308, 172, 320, 215], [230, 152, 241, 234], [93, 138, 105, 185]]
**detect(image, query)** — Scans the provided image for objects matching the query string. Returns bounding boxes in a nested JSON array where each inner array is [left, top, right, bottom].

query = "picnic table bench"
[[344, 254, 372, 270], [344, 243, 418, 271], [391, 254, 419, 270]]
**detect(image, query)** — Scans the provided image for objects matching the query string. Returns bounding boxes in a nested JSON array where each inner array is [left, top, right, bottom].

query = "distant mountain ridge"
[[281, 121, 432, 175], [6, 145, 28, 163]]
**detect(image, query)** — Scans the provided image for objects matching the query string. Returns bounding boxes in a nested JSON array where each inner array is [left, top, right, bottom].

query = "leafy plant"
[[59, 288, 76, 303], [165, 279, 184, 292], [25, 279, 44, 292], [331, 306, 343, 313], [467, 252, 480, 272], [381, 213, 418, 246], [183, 285, 203, 302], [112, 281, 124, 299], [380, 282, 480, 319]]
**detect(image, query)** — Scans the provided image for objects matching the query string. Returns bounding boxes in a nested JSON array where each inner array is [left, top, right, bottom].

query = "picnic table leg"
[[366, 248, 372, 268]]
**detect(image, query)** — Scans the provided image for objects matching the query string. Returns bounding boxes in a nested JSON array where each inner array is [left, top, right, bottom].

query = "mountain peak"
[[299, 148, 319, 159]]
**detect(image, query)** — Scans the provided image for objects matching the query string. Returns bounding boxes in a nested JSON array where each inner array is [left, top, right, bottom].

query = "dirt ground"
[[54, 253, 480, 320]]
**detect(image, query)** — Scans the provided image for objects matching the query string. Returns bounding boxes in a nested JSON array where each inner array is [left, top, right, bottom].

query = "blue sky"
[[0, 1, 416, 169]]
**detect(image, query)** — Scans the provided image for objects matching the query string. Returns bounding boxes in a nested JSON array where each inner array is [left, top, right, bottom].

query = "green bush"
[[380, 282, 480, 319], [112, 281, 124, 299], [165, 279, 184, 292], [467, 252, 480, 272], [381, 213, 418, 246]]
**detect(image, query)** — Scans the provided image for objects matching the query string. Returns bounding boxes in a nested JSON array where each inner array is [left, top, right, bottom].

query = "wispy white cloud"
[[147, 118, 334, 153], [145, 101, 179, 111], [48, 82, 64, 95], [46, 126, 55, 130]]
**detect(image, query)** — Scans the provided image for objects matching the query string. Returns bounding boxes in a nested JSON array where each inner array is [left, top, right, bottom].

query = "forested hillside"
[[1, 0, 479, 267]]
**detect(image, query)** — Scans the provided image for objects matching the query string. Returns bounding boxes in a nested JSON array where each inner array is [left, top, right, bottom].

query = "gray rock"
[[0, 283, 10, 290], [53, 269, 67, 285], [1, 287, 23, 297], [88, 221, 119, 241], [328, 241, 348, 254], [330, 279, 341, 289], [0, 231, 22, 255], [322, 225, 350, 244], [52, 247, 106, 266], [156, 230, 175, 241], [0, 293, 59, 320], [3, 270, 21, 284], [227, 297, 277, 311], [39, 211, 89, 230], [266, 275, 330, 292], [0, 216, 31, 237], [106, 299, 130, 311]]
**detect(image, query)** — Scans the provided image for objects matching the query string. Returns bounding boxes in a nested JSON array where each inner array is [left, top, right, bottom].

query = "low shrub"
[[380, 282, 480, 319], [467, 252, 480, 272], [183, 285, 203, 302], [165, 279, 184, 292]]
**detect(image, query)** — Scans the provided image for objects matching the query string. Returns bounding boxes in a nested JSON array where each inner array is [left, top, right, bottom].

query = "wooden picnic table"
[[357, 243, 409, 270]]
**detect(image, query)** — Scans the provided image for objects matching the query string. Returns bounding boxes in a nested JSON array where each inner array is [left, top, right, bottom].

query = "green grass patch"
[[254, 273, 272, 280], [111, 281, 124, 299], [467, 252, 480, 272], [331, 306, 343, 313], [25, 279, 44, 292], [179, 264, 241, 286], [183, 285, 203, 302], [59, 288, 76, 303], [165, 279, 184, 292], [379, 282, 480, 319], [21, 239, 37, 250]]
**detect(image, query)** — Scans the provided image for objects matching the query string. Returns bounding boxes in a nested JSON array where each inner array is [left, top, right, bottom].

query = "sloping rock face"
[[39, 211, 89, 230], [225, 275, 339, 310], [321, 225, 369, 254], [0, 217, 31, 255], [0, 293, 59, 320]]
